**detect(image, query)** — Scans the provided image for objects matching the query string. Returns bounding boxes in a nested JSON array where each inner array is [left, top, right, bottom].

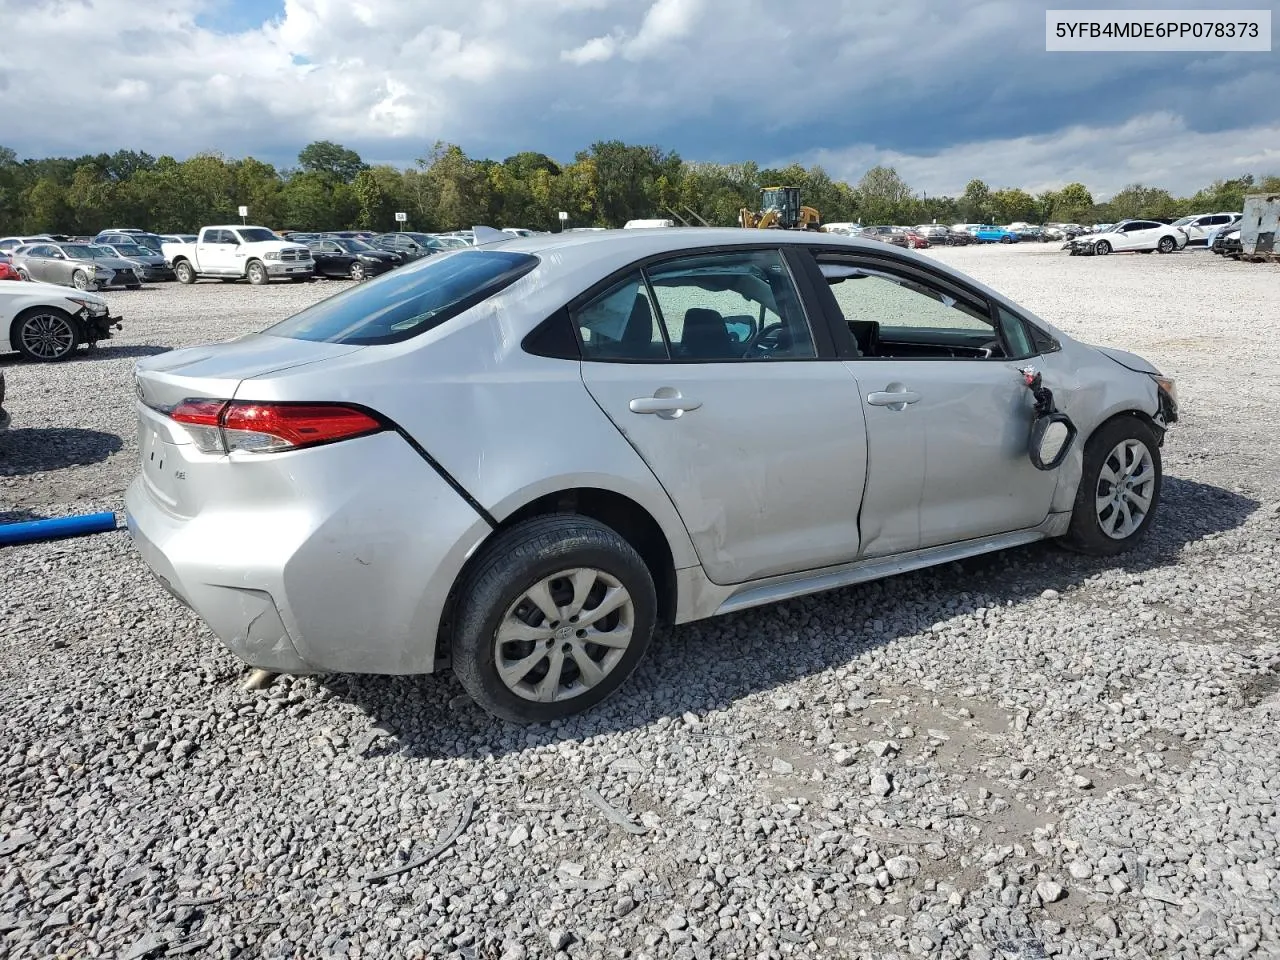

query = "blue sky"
[[5, 0, 1279, 197]]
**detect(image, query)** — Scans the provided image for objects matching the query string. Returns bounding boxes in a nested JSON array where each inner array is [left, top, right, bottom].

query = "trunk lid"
[[135, 333, 365, 417]]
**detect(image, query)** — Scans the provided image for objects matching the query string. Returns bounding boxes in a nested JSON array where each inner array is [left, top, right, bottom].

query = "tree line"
[[0, 139, 1275, 236]]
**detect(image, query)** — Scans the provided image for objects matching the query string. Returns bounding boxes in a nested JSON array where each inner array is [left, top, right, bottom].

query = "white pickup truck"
[[162, 226, 314, 285]]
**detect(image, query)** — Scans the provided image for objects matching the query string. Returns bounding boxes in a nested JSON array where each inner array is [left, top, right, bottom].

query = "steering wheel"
[[742, 321, 786, 358]]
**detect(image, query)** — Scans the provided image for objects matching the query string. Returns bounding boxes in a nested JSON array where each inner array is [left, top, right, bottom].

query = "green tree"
[[1053, 182, 1095, 223], [21, 178, 73, 233], [297, 140, 367, 184], [856, 165, 914, 225], [990, 187, 1037, 224]]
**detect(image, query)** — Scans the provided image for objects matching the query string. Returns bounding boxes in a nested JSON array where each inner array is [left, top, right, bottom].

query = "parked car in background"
[[1211, 226, 1243, 256], [370, 232, 447, 262], [0, 253, 23, 282], [1063, 219, 1188, 255], [501, 227, 538, 237], [0, 278, 120, 361], [915, 224, 968, 246], [433, 235, 473, 249], [0, 235, 55, 253], [1043, 224, 1084, 241], [308, 238, 402, 280], [1170, 212, 1241, 246], [821, 223, 863, 236], [9, 242, 142, 290], [900, 228, 930, 249], [159, 234, 198, 246], [859, 225, 909, 247], [323, 230, 377, 241], [163, 226, 314, 285], [973, 225, 1019, 243], [1013, 225, 1047, 242], [95, 230, 165, 255], [96, 242, 175, 282], [950, 224, 981, 237], [125, 227, 1177, 722]]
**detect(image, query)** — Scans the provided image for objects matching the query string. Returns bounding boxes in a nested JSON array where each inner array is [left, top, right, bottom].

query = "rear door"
[[25, 245, 63, 284], [804, 249, 1059, 557], [575, 247, 868, 585]]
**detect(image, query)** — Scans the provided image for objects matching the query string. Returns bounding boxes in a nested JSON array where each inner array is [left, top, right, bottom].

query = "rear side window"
[[266, 250, 538, 345]]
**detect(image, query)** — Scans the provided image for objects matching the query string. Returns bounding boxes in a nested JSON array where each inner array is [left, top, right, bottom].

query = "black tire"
[[13, 307, 80, 362], [1094, 240, 1112, 255], [350, 261, 366, 281], [246, 260, 268, 285], [1157, 236, 1176, 254], [174, 260, 196, 284], [451, 515, 657, 724], [1000, 236, 1014, 244], [1060, 416, 1162, 556]]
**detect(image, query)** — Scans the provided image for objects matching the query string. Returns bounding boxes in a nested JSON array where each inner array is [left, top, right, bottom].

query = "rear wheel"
[[174, 261, 196, 284], [1000, 236, 1014, 244], [350, 261, 366, 281], [1061, 417, 1162, 556], [13, 308, 79, 362], [451, 515, 657, 723], [246, 260, 268, 285]]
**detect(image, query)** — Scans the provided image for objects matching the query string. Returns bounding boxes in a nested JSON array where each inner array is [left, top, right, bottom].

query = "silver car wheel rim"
[[1095, 439, 1155, 539], [73, 271, 90, 289], [20, 313, 74, 359], [495, 568, 634, 703]]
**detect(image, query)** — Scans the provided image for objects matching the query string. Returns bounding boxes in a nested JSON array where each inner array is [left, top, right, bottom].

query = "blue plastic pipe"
[[0, 512, 119, 546]]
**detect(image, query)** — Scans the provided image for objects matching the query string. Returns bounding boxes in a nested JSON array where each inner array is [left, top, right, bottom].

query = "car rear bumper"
[[124, 429, 492, 675]]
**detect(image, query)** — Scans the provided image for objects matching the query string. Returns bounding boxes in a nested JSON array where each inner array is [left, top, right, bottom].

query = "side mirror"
[[1029, 413, 1077, 470]]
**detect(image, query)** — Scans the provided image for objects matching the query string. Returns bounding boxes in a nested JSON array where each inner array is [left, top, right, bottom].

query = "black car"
[[307, 238, 402, 280], [369, 232, 447, 263]]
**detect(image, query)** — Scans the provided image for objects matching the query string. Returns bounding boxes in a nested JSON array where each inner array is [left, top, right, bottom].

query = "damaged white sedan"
[[127, 228, 1177, 722]]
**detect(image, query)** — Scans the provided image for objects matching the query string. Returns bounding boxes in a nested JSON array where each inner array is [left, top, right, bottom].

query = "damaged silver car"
[[126, 229, 1177, 722]]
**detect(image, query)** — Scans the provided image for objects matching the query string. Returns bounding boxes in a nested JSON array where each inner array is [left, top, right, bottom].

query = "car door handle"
[[629, 394, 702, 417], [867, 390, 921, 407]]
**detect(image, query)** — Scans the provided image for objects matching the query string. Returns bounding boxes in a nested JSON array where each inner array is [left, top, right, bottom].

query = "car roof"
[[495, 227, 890, 258]]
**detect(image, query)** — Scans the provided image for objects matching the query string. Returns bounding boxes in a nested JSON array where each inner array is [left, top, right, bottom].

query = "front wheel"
[[451, 515, 657, 723], [14, 308, 80, 362], [72, 269, 95, 291], [1061, 417, 1162, 556], [1094, 240, 1112, 255], [1157, 236, 1176, 254], [246, 260, 268, 285]]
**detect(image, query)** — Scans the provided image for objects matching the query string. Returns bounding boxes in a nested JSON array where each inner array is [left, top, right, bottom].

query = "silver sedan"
[[126, 229, 1177, 722]]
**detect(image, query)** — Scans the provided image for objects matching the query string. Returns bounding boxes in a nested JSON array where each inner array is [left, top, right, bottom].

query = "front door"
[[197, 230, 237, 273], [575, 249, 868, 585], [815, 254, 1060, 556]]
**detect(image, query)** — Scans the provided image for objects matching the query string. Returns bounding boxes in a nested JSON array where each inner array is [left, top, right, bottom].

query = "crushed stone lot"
[[2, 246, 1279, 959]]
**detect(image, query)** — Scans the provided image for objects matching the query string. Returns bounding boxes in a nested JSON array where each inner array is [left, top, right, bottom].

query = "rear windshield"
[[265, 250, 539, 345]]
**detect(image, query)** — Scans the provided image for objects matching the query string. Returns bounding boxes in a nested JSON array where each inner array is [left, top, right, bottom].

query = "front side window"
[[267, 250, 538, 345], [817, 258, 1026, 360]]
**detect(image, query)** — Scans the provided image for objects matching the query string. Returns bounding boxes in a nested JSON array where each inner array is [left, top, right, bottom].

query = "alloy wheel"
[[19, 312, 76, 360], [1095, 438, 1155, 539], [494, 568, 635, 703]]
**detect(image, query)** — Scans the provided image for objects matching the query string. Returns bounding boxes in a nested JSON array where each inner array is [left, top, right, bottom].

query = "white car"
[[1065, 219, 1188, 255], [163, 226, 314, 285], [1170, 212, 1240, 246], [0, 235, 55, 254], [0, 280, 120, 361]]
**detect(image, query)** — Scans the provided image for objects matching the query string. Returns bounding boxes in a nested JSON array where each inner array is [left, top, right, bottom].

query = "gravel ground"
[[2, 248, 1278, 960]]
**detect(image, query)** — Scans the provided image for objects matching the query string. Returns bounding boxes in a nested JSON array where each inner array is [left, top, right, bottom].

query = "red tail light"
[[168, 400, 384, 454]]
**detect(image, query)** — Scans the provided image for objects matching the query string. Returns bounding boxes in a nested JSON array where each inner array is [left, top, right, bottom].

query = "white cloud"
[[562, 34, 619, 64], [795, 112, 1280, 199]]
